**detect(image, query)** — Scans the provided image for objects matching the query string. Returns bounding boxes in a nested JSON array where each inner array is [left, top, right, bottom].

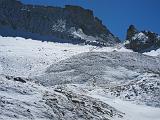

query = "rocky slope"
[[124, 25, 160, 52], [0, 0, 120, 46]]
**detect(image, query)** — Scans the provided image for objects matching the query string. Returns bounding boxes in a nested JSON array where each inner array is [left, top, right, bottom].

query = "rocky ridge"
[[0, 0, 120, 46]]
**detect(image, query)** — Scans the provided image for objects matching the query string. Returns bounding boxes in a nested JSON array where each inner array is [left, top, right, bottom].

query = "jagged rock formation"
[[0, 0, 120, 46], [125, 25, 160, 52], [126, 25, 139, 40]]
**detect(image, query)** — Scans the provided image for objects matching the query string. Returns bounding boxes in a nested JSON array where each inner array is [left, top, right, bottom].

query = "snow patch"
[[72, 28, 97, 42], [90, 94, 160, 120], [66, 84, 160, 120], [52, 19, 66, 32], [143, 48, 160, 56], [132, 32, 148, 43]]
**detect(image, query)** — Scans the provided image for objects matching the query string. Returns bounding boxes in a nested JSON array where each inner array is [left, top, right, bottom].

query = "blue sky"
[[21, 0, 160, 40]]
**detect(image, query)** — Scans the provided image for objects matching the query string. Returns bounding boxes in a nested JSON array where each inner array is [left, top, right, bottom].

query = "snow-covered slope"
[[143, 48, 160, 56], [0, 36, 89, 77], [0, 75, 124, 120], [0, 36, 160, 120], [1, 73, 160, 120], [35, 52, 160, 107], [66, 84, 160, 120], [0, 36, 130, 77]]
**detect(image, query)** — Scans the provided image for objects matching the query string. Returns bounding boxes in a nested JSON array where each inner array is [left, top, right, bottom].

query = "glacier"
[[0, 36, 160, 120]]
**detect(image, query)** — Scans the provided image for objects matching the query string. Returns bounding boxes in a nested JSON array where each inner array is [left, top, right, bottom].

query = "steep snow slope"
[[0, 36, 130, 77]]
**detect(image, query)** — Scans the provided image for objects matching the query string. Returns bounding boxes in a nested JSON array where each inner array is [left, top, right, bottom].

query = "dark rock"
[[126, 25, 139, 40], [0, 0, 120, 46], [125, 25, 160, 52], [13, 77, 26, 83], [5, 75, 27, 83]]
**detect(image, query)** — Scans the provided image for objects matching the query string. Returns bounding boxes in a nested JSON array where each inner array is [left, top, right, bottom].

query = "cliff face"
[[0, 0, 120, 46], [125, 25, 160, 52]]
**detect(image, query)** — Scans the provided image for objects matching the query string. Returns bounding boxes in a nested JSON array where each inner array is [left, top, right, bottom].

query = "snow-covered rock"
[[125, 25, 160, 52], [132, 32, 148, 43]]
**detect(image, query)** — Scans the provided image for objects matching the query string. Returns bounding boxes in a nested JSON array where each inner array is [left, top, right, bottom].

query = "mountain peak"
[[125, 25, 160, 52], [126, 25, 139, 40]]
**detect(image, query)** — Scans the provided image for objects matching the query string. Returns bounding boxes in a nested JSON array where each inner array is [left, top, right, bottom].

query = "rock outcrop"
[[0, 0, 120, 46], [125, 25, 160, 52]]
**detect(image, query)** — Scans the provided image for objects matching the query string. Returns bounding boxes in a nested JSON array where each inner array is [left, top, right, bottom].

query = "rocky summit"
[[0, 0, 120, 46], [125, 25, 160, 52]]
